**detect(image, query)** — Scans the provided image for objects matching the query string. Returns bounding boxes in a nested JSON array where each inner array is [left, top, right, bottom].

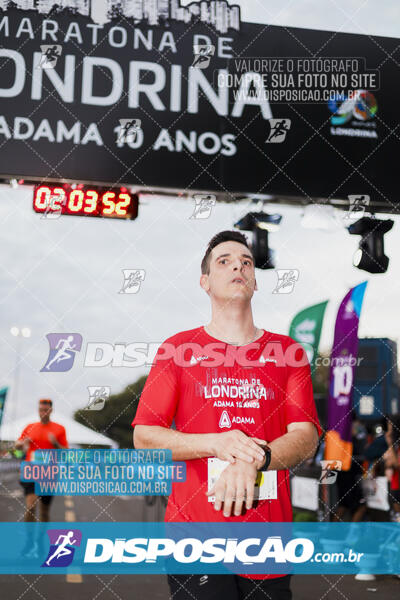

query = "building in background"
[[0, 0, 241, 32]]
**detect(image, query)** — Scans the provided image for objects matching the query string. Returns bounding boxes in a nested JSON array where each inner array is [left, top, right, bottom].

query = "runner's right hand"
[[15, 438, 31, 453], [210, 430, 267, 464]]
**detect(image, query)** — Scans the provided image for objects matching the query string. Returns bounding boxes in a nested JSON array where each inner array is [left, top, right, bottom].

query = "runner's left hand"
[[48, 433, 57, 445], [206, 459, 259, 517]]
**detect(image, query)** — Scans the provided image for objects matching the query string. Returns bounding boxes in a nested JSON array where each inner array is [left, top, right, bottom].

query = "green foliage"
[[74, 376, 147, 449], [293, 509, 318, 522]]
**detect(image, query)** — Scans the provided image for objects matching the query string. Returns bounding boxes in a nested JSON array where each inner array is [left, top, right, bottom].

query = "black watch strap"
[[258, 446, 272, 471]]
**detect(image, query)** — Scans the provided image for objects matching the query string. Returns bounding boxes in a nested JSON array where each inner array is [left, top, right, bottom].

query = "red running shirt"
[[390, 448, 400, 491], [132, 327, 322, 578], [18, 421, 68, 461]]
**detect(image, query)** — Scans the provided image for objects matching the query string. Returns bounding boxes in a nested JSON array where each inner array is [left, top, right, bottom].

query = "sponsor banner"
[[325, 282, 368, 470], [362, 475, 390, 512], [288, 301, 328, 379], [0, 3, 398, 207], [0, 522, 399, 574], [291, 475, 319, 511], [0, 386, 8, 426]]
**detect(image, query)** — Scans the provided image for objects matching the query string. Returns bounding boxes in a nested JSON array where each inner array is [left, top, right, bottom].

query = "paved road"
[[0, 466, 398, 599]]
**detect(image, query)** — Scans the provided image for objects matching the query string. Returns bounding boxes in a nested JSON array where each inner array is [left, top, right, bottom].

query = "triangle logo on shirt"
[[259, 355, 277, 364], [190, 354, 209, 365], [218, 410, 231, 429]]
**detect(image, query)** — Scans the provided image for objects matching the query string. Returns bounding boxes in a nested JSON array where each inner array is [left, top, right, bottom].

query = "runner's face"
[[39, 404, 52, 420], [201, 241, 257, 302]]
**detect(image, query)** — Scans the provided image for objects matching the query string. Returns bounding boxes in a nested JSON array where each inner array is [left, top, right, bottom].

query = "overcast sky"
[[182, 0, 400, 38], [1, 0, 399, 431]]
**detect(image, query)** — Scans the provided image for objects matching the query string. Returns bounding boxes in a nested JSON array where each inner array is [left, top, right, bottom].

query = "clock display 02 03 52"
[[33, 184, 139, 220]]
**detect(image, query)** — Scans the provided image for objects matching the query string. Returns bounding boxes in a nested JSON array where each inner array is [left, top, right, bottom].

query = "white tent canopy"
[[0, 413, 116, 447]]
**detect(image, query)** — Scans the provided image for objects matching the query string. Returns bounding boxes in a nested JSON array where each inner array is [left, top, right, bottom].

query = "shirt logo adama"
[[218, 411, 231, 428], [190, 354, 209, 365], [259, 355, 277, 364]]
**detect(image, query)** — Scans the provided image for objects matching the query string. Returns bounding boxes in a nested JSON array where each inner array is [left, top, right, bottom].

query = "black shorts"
[[391, 489, 400, 504], [20, 481, 54, 506], [336, 470, 365, 511], [167, 574, 292, 600]]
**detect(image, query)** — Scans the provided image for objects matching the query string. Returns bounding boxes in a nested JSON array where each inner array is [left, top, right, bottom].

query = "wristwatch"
[[258, 445, 272, 471]]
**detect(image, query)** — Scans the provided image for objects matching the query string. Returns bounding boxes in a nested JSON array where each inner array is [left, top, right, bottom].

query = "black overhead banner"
[[0, 1, 398, 211]]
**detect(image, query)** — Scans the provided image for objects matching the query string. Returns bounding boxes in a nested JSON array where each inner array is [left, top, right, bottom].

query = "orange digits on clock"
[[34, 186, 133, 218], [34, 186, 52, 210], [68, 189, 84, 212], [51, 187, 66, 212], [102, 192, 116, 215], [115, 193, 131, 216], [84, 189, 98, 214]]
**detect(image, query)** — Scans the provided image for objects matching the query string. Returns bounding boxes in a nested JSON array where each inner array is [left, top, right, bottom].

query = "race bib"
[[207, 457, 277, 502]]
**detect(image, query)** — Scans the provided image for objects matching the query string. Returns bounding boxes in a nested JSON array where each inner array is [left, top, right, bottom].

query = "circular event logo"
[[328, 90, 378, 125]]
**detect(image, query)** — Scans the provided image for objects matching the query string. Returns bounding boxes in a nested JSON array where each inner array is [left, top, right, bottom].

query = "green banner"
[[0, 387, 8, 428], [289, 301, 328, 378]]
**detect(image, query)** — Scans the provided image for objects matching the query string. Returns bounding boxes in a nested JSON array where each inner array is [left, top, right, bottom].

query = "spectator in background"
[[15, 398, 68, 523], [382, 416, 400, 521], [363, 417, 391, 473], [332, 416, 367, 522]]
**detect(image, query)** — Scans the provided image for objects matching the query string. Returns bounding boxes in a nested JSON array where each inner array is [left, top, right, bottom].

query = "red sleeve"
[[18, 425, 31, 440], [131, 340, 179, 429], [57, 425, 68, 448], [284, 338, 322, 438]]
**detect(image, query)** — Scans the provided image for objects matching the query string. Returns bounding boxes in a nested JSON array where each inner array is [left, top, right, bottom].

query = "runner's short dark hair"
[[201, 230, 253, 275], [39, 398, 52, 407]]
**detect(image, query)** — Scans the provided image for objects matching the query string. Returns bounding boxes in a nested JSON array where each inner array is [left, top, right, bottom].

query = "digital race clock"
[[33, 184, 138, 220]]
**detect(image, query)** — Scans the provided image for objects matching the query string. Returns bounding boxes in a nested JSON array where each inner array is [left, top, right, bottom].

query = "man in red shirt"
[[16, 398, 68, 523], [132, 231, 321, 599]]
